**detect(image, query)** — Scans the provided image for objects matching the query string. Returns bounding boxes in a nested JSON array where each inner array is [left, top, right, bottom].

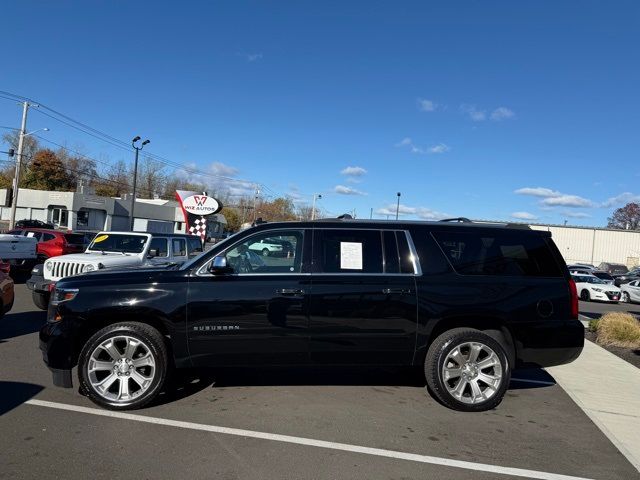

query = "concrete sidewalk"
[[547, 340, 640, 473]]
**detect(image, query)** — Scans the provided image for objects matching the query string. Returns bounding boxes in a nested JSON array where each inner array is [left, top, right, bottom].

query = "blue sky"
[[1, 1, 639, 225]]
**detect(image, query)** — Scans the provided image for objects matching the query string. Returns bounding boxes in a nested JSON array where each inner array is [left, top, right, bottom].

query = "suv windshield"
[[87, 233, 149, 254]]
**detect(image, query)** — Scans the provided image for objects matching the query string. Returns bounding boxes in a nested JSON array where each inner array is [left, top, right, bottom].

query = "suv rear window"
[[432, 231, 563, 277], [64, 234, 86, 245]]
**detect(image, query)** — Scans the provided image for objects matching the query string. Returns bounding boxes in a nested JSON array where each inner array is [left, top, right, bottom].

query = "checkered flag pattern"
[[188, 217, 207, 241]]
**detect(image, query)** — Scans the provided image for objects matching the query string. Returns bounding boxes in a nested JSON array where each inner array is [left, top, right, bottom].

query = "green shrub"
[[595, 312, 640, 348], [588, 319, 599, 332]]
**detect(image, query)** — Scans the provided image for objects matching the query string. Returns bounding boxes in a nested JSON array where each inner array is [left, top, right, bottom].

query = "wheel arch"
[[417, 315, 515, 368]]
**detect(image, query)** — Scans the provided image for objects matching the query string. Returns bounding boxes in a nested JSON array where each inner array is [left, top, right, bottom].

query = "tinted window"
[[149, 238, 169, 257], [64, 234, 86, 245], [317, 229, 382, 274], [187, 236, 203, 255], [396, 232, 415, 274], [224, 230, 303, 274], [592, 271, 613, 280], [43, 233, 56, 242], [432, 231, 563, 277], [25, 231, 42, 241], [383, 231, 400, 273], [172, 238, 187, 257]]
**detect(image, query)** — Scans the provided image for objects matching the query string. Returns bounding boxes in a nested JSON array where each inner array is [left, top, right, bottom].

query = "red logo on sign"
[[193, 196, 206, 206]]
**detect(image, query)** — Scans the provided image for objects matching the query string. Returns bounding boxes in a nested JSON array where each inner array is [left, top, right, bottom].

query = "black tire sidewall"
[[78, 323, 168, 410], [426, 328, 510, 412]]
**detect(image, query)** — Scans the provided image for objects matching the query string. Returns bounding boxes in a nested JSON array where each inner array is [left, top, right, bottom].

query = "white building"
[[0, 187, 226, 236]]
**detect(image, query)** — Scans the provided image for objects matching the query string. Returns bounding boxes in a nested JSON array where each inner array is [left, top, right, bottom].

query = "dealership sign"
[[182, 195, 222, 216]]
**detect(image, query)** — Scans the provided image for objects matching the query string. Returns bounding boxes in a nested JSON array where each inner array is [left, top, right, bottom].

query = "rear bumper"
[[511, 319, 584, 368]]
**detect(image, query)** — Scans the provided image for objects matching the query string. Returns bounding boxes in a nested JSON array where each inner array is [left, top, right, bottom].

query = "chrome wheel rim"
[[87, 335, 156, 403], [442, 341, 503, 405]]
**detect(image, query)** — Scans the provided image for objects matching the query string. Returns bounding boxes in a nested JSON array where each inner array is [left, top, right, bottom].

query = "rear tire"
[[78, 322, 168, 410], [32, 291, 49, 310], [261, 248, 270, 257], [622, 292, 631, 303], [425, 328, 510, 412]]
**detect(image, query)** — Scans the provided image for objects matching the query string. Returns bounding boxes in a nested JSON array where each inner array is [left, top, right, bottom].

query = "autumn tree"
[[138, 157, 167, 199], [23, 149, 72, 191], [57, 147, 98, 189], [607, 203, 640, 230], [93, 160, 130, 197], [256, 197, 297, 222], [2, 131, 40, 164], [220, 207, 241, 232]]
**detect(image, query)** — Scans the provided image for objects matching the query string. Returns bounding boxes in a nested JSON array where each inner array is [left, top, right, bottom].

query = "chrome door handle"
[[382, 288, 411, 295], [276, 288, 305, 296]]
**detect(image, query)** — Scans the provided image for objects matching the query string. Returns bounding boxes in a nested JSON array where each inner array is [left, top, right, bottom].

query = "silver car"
[[620, 280, 640, 304]]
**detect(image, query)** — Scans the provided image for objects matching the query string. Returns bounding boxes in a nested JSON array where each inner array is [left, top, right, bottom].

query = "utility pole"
[[395, 192, 401, 220], [9, 101, 30, 230], [130, 136, 150, 231], [311, 193, 322, 220], [370, 207, 373, 219], [252, 185, 260, 222]]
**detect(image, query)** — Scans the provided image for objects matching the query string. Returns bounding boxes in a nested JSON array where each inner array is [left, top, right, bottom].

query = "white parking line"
[[26, 399, 594, 480]]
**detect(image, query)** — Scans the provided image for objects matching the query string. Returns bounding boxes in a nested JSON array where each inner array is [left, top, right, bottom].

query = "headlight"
[[84, 264, 95, 272], [45, 262, 53, 271], [51, 287, 79, 305], [593, 288, 603, 292]]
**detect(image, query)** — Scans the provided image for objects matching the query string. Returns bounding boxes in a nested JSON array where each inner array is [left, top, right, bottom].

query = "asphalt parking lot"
[[1, 284, 639, 480]]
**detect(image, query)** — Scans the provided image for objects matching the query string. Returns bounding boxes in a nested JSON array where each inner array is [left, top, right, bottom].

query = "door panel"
[[308, 275, 417, 365], [187, 275, 310, 366]]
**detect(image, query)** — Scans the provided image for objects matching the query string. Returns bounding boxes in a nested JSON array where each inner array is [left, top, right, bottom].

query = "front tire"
[[32, 291, 49, 310], [581, 290, 591, 302], [78, 322, 168, 410], [425, 328, 510, 412]]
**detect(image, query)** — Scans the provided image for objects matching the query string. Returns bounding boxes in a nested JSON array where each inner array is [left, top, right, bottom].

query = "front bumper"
[[590, 290, 620, 302], [26, 274, 54, 293], [39, 321, 74, 388], [511, 319, 584, 368]]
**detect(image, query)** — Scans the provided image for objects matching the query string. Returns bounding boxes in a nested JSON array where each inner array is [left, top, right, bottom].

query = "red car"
[[0, 259, 14, 318], [8, 228, 86, 264]]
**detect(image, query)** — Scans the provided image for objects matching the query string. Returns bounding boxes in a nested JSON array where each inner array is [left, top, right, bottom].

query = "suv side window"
[[382, 231, 400, 273], [149, 237, 169, 257], [172, 238, 187, 257], [316, 229, 383, 274], [43, 233, 56, 242], [25, 231, 43, 242], [432, 231, 563, 277], [224, 230, 304, 274]]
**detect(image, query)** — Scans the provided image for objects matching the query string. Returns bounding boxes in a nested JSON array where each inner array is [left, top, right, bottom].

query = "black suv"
[[40, 219, 583, 412]]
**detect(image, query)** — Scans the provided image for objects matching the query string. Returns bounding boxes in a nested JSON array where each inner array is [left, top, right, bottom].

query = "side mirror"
[[147, 248, 160, 259], [209, 255, 232, 274]]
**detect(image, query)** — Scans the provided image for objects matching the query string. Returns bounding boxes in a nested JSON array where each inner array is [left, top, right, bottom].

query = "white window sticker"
[[340, 242, 363, 270], [26, 232, 35, 237]]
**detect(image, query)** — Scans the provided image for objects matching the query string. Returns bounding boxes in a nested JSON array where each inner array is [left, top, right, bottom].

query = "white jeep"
[[27, 231, 203, 309]]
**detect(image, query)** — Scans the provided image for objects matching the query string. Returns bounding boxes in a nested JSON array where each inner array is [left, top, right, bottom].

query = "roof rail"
[[337, 214, 353, 220], [439, 217, 472, 223]]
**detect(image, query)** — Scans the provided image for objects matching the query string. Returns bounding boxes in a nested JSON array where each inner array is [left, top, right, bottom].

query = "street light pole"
[[9, 101, 30, 230], [395, 192, 401, 220], [311, 193, 322, 220], [130, 136, 150, 231]]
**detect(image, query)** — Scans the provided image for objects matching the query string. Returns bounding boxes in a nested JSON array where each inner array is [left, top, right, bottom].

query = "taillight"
[[568, 278, 578, 319]]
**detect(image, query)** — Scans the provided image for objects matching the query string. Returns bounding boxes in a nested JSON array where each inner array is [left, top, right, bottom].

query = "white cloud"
[[334, 185, 366, 196], [417, 98, 436, 112], [601, 192, 640, 208], [209, 162, 238, 177], [428, 143, 450, 154], [340, 166, 367, 177], [541, 195, 593, 208], [245, 53, 263, 62], [514, 187, 561, 198], [490, 107, 515, 121], [511, 211, 538, 220], [396, 138, 450, 155], [375, 203, 449, 220], [515, 186, 594, 208], [460, 104, 486, 121]]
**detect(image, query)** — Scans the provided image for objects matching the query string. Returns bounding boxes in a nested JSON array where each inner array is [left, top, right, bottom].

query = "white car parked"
[[248, 238, 283, 256], [572, 274, 621, 303], [620, 280, 640, 304]]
